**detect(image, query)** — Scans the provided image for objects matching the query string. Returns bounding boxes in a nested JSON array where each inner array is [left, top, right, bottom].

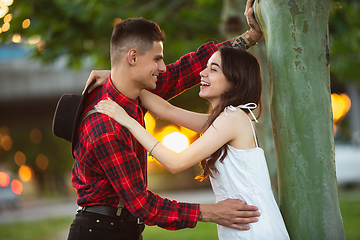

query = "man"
[[68, 1, 263, 239]]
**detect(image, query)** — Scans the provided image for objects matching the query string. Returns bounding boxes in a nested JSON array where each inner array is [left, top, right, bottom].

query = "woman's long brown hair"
[[196, 46, 263, 181]]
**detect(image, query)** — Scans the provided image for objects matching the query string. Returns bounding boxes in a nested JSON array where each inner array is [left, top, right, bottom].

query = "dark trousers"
[[67, 210, 145, 240]]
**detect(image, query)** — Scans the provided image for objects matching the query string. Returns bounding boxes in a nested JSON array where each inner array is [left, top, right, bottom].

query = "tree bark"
[[254, 0, 345, 239]]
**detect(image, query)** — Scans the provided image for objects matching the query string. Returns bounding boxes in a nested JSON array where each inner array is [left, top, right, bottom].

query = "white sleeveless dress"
[[209, 104, 290, 240]]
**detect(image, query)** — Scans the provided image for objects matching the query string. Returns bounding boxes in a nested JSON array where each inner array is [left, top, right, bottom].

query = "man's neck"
[[111, 68, 141, 99]]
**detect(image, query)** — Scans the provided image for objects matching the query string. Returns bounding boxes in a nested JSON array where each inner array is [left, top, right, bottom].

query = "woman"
[[96, 46, 290, 239]]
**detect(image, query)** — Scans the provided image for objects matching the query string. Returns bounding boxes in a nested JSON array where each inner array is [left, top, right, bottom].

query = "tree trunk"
[[254, 0, 345, 239]]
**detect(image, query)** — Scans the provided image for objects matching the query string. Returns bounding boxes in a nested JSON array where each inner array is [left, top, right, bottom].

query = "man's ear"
[[127, 49, 137, 66]]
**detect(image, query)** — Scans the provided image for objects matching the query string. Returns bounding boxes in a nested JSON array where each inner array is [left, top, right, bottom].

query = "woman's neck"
[[209, 99, 220, 109]]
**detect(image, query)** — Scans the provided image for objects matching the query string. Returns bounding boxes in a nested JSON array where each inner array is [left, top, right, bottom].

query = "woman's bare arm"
[[96, 99, 239, 174], [140, 90, 209, 133]]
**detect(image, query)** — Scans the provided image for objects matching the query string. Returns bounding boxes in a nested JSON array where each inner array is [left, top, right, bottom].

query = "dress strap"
[[224, 104, 259, 148], [224, 103, 258, 123], [247, 117, 259, 148]]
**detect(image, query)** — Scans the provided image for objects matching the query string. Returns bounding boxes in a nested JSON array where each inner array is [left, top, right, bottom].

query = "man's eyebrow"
[[154, 54, 164, 59]]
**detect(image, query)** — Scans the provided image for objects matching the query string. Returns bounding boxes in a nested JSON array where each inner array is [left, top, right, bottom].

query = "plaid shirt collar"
[[103, 77, 141, 118]]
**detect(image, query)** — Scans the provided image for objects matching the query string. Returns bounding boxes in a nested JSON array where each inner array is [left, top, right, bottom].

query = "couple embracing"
[[61, 1, 289, 239]]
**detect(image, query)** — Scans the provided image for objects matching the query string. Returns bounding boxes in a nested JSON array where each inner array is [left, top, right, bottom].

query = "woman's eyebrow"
[[210, 62, 220, 68]]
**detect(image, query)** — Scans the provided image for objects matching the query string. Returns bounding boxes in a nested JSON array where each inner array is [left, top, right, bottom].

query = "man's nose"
[[159, 60, 166, 73]]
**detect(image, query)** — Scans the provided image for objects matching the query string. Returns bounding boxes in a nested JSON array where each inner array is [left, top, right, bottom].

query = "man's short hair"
[[110, 17, 165, 66]]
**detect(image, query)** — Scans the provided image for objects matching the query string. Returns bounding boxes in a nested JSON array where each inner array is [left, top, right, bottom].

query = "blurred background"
[[0, 0, 359, 239]]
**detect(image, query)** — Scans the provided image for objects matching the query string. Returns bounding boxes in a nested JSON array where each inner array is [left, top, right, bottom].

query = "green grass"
[[0, 188, 359, 240], [0, 216, 217, 240], [143, 222, 218, 240], [0, 216, 72, 240], [338, 187, 360, 240]]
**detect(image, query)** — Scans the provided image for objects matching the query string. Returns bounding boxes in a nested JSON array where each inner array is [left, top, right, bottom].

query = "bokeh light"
[[1, 22, 10, 32], [11, 179, 23, 195], [0, 171, 10, 187], [334, 1, 343, 9], [162, 132, 189, 153], [180, 126, 199, 139], [331, 93, 351, 123], [1, 135, 12, 151], [28, 35, 41, 45], [0, 6, 9, 19], [3, 0, 14, 6], [112, 18, 122, 27], [36, 154, 49, 170], [12, 33, 21, 43], [14, 151, 26, 166], [30, 128, 42, 144], [19, 165, 33, 182], [3, 13, 12, 23], [22, 18, 30, 29], [145, 112, 156, 133], [37, 41, 45, 54], [159, 125, 178, 137]]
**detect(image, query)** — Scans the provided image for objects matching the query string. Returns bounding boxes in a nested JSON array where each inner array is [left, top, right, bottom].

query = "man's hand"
[[200, 199, 260, 230], [244, 0, 263, 42]]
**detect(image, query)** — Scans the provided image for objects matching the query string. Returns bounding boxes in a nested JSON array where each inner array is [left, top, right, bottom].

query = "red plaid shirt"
[[72, 40, 231, 230]]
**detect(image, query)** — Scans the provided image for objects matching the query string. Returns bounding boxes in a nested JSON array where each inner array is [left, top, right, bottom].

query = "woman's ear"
[[127, 49, 137, 66]]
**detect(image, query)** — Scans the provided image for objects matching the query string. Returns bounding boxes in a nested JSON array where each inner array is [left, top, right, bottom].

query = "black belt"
[[78, 205, 143, 224]]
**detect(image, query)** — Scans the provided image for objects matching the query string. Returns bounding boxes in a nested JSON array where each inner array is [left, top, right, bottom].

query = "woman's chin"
[[198, 92, 205, 99]]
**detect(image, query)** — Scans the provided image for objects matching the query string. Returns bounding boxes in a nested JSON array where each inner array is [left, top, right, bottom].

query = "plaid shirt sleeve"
[[93, 119, 199, 230], [152, 40, 231, 100]]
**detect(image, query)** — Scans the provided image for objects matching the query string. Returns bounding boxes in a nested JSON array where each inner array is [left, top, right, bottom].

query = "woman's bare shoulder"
[[212, 108, 250, 131]]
